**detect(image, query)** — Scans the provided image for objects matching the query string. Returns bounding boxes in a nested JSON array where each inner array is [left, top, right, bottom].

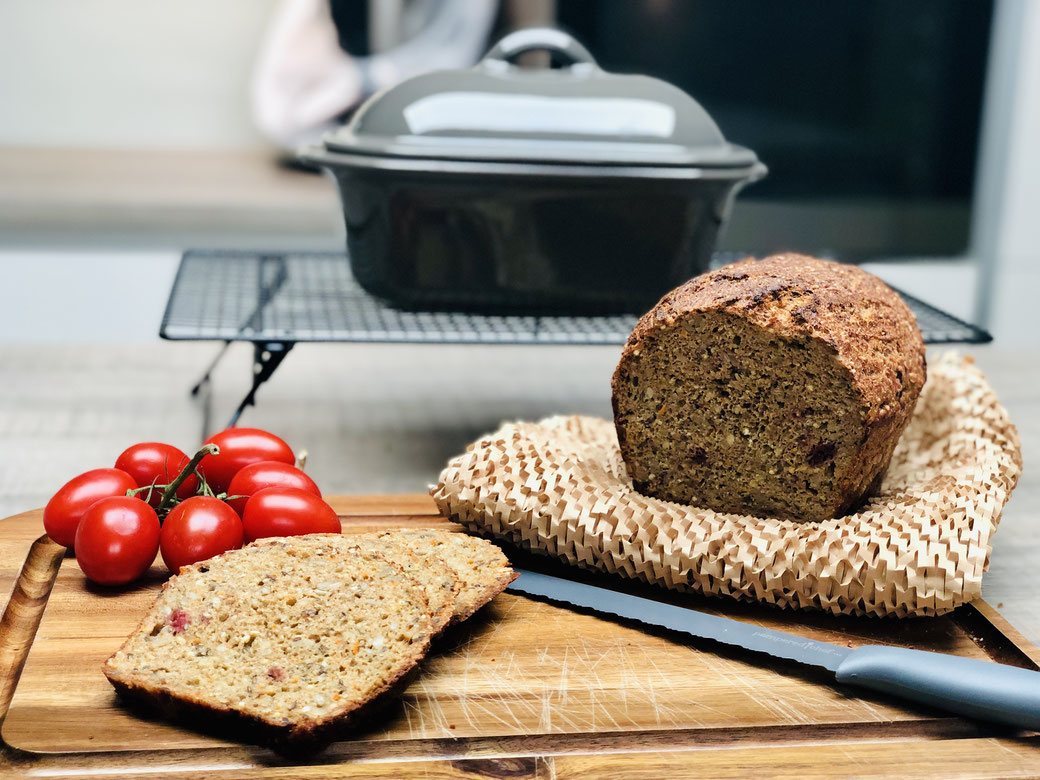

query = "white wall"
[[968, 0, 1040, 341], [0, 250, 181, 343], [0, 0, 278, 149]]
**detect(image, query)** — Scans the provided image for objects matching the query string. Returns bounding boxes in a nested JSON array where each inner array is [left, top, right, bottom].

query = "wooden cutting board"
[[2, 495, 1039, 779]]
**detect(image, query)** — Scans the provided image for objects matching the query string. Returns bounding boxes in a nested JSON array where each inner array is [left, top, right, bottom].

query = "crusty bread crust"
[[612, 254, 927, 520]]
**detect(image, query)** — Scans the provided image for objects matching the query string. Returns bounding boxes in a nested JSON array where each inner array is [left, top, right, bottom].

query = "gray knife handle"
[[835, 645, 1040, 731]]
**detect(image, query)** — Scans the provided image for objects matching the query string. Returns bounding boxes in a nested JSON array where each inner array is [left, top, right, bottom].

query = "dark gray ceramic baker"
[[301, 27, 766, 314]]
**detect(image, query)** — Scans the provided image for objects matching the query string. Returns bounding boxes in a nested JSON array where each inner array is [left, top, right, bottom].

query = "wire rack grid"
[[160, 251, 991, 346]]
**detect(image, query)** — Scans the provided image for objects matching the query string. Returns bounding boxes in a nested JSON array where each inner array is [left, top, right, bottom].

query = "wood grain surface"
[[2, 495, 1040, 778]]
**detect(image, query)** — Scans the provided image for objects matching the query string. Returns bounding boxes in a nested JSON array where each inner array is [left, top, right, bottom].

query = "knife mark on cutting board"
[[378, 597, 903, 740]]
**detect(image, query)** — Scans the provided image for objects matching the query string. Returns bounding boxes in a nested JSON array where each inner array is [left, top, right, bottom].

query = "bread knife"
[[507, 569, 1040, 731]]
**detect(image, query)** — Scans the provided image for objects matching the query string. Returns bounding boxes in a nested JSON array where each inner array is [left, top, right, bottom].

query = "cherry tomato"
[[199, 428, 295, 494], [160, 496, 244, 574], [226, 461, 320, 517], [242, 488, 341, 544], [115, 442, 198, 507], [74, 496, 160, 586], [44, 468, 139, 548]]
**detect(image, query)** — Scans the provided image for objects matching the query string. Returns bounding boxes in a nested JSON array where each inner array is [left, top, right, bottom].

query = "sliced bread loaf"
[[374, 529, 518, 624], [612, 254, 926, 521], [103, 537, 433, 749], [252, 532, 460, 635]]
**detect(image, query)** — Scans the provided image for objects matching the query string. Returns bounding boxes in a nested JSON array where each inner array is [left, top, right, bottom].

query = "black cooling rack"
[[161, 252, 638, 345], [161, 250, 991, 426], [161, 250, 990, 346]]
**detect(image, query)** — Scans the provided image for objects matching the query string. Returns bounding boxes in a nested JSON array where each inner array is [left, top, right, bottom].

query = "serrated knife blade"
[[507, 569, 1040, 731], [509, 569, 849, 671]]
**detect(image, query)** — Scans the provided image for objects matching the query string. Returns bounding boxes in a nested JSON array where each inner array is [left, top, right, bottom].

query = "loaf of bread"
[[103, 537, 434, 749], [611, 254, 926, 522]]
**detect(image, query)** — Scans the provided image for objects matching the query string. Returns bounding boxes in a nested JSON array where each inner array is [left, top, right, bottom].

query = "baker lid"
[[322, 28, 761, 171]]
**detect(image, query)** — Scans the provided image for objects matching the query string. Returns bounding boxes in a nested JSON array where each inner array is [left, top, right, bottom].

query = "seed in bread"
[[103, 537, 433, 749], [611, 254, 926, 522], [375, 529, 518, 623]]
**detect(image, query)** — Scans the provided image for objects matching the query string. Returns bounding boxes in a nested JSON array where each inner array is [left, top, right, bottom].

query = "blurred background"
[[0, 1, 1038, 627], [1, 0, 1037, 339]]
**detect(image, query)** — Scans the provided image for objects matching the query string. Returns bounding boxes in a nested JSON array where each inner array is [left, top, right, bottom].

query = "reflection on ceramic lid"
[[403, 92, 677, 138]]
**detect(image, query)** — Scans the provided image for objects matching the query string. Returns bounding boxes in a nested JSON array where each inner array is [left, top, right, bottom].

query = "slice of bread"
[[103, 537, 433, 749], [253, 533, 460, 635], [352, 533, 460, 634], [374, 529, 518, 624]]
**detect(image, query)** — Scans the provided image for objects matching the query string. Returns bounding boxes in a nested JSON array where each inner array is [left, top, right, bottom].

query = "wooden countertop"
[[0, 147, 343, 246]]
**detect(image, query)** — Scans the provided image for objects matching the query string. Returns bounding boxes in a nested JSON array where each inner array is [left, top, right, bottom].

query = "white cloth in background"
[[252, 0, 498, 148]]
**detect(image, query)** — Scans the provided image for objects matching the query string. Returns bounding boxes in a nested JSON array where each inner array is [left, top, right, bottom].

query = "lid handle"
[[482, 28, 598, 71]]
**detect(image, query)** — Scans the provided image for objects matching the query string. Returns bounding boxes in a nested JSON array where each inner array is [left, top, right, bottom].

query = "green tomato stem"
[[156, 444, 219, 516]]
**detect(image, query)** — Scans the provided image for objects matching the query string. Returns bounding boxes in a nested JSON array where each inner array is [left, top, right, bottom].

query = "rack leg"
[[226, 342, 295, 429], [190, 340, 233, 397], [189, 341, 235, 441]]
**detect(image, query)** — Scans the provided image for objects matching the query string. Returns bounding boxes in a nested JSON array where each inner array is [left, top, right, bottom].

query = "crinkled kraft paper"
[[432, 353, 1022, 617]]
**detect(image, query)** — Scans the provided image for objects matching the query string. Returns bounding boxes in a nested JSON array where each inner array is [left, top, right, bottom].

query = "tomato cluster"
[[43, 428, 341, 586]]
